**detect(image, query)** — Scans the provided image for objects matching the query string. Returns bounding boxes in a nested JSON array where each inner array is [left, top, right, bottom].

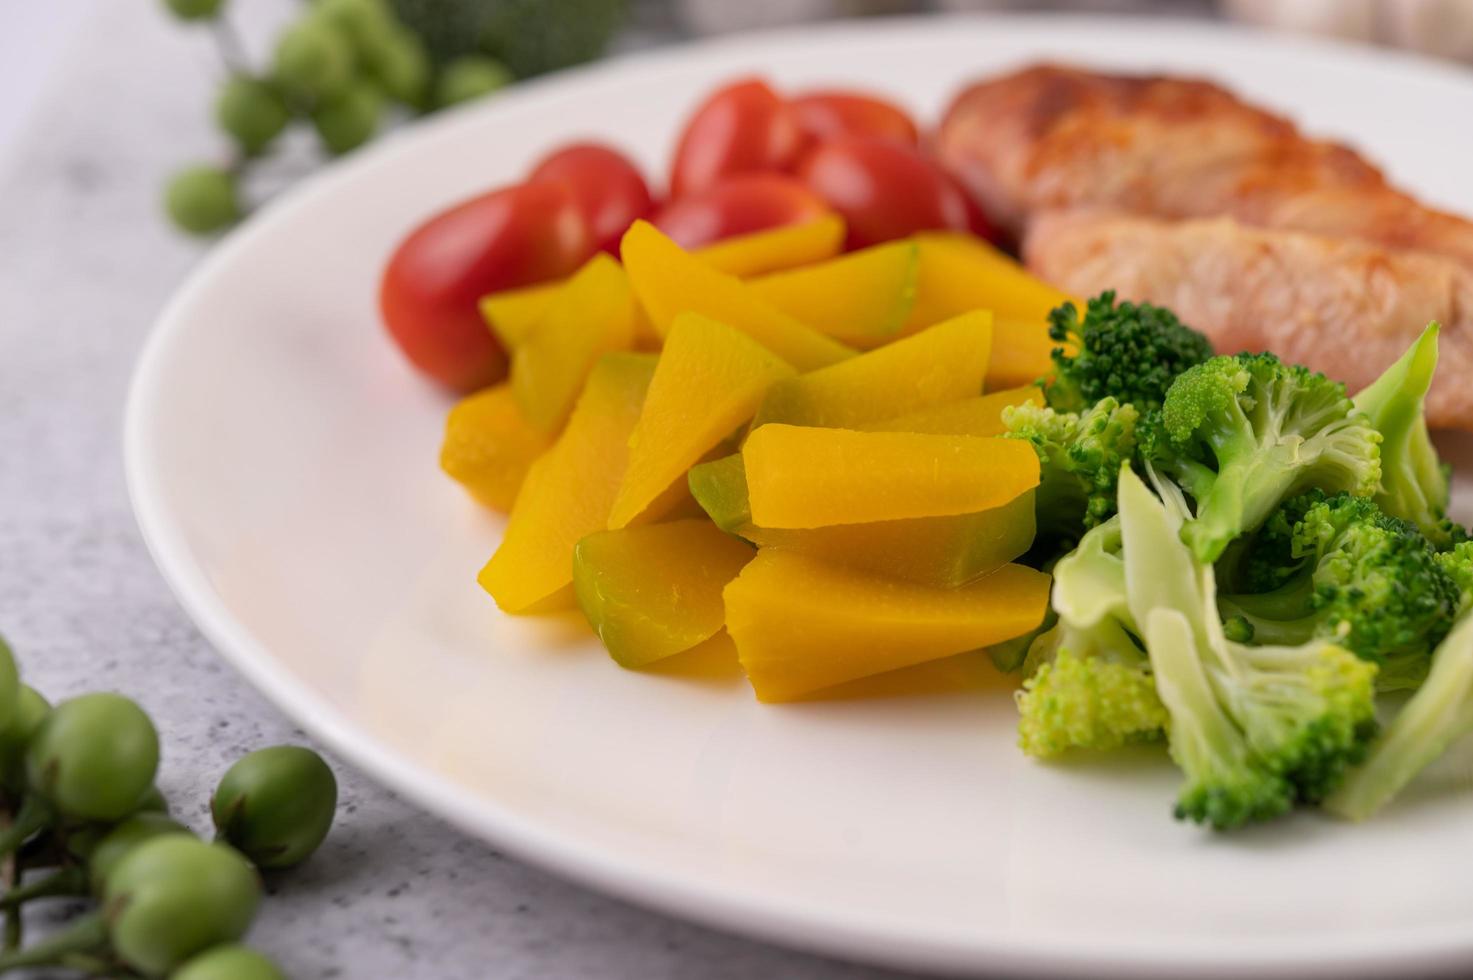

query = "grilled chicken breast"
[[1025, 209, 1473, 428], [937, 65, 1473, 269]]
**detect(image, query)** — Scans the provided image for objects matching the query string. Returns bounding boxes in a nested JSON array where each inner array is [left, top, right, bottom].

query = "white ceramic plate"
[[126, 16, 1473, 978]]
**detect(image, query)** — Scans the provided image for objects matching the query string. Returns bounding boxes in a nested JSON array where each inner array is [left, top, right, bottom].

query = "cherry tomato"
[[790, 90, 919, 146], [651, 173, 829, 250], [669, 78, 804, 199], [380, 181, 593, 391], [528, 143, 654, 254], [798, 136, 971, 249]]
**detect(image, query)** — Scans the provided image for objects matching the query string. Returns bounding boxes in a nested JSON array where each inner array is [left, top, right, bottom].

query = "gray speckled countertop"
[[0, 6, 919, 978]]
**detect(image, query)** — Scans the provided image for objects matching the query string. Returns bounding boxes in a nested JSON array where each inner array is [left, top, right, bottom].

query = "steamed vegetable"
[[1143, 352, 1384, 564]]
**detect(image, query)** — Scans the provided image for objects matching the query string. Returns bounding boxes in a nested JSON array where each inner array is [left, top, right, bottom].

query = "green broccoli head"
[[1219, 491, 1461, 691], [1015, 517, 1169, 756], [1004, 397, 1139, 553], [1145, 352, 1382, 564], [1044, 291, 1215, 413], [1224, 640, 1379, 803], [1016, 624, 1168, 758], [1353, 323, 1451, 538], [1436, 541, 1473, 612], [1117, 469, 1378, 828]]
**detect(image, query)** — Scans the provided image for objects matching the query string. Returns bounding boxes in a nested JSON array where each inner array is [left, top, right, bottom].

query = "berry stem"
[[212, 14, 251, 75], [0, 911, 106, 970]]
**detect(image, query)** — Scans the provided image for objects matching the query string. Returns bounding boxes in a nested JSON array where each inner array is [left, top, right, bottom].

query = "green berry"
[[313, 0, 394, 55], [212, 745, 336, 869], [104, 837, 261, 976], [135, 784, 170, 815], [82, 812, 193, 895], [366, 27, 431, 107], [311, 82, 382, 155], [272, 20, 353, 103], [434, 55, 513, 108], [25, 693, 160, 821], [0, 635, 22, 737], [0, 684, 49, 794], [172, 945, 286, 980], [163, 0, 224, 20], [164, 165, 240, 235], [215, 77, 290, 155]]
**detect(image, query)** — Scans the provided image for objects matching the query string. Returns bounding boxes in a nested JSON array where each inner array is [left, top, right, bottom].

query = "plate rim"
[[124, 15, 1473, 978]]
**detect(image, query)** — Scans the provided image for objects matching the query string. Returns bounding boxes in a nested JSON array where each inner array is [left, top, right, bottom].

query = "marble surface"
[[0, 5, 922, 978]]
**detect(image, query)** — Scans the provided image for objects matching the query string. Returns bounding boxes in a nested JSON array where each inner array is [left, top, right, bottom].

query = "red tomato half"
[[651, 173, 829, 250], [529, 143, 654, 254], [669, 78, 804, 199], [798, 137, 971, 250], [380, 181, 593, 391], [790, 90, 919, 146]]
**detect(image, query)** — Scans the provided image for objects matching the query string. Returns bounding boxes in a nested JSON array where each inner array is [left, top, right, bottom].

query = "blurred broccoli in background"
[[160, 0, 628, 235]]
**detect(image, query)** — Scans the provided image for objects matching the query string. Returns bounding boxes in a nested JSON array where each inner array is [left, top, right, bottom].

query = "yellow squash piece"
[[748, 240, 919, 348], [477, 217, 846, 345], [988, 315, 1060, 391], [621, 220, 855, 371], [479, 353, 656, 613], [689, 453, 1035, 586], [687, 454, 750, 533], [695, 214, 846, 277], [905, 232, 1075, 329], [512, 253, 635, 433], [725, 552, 1051, 701], [480, 281, 561, 351], [743, 425, 1040, 528], [858, 386, 1043, 437], [573, 519, 754, 668], [753, 312, 992, 429], [901, 233, 1075, 390], [608, 313, 794, 529], [439, 384, 552, 512]]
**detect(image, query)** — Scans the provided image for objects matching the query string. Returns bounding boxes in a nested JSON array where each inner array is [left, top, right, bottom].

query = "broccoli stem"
[[1327, 613, 1473, 820]]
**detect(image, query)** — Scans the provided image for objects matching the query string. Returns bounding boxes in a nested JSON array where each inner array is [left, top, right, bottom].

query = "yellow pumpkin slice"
[[689, 451, 1034, 586], [725, 552, 1051, 701], [904, 232, 1075, 330], [743, 425, 1040, 528], [748, 240, 919, 348], [608, 313, 794, 529], [477, 217, 846, 345], [439, 384, 552, 512], [479, 353, 655, 613], [858, 386, 1043, 437], [512, 253, 635, 433], [620, 220, 855, 371], [695, 214, 846, 277], [573, 519, 754, 668], [753, 311, 992, 429], [480, 281, 561, 351]]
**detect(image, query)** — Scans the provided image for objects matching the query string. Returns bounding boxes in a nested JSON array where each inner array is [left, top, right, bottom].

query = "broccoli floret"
[[1218, 491, 1461, 692], [1015, 518, 1169, 756], [1004, 397, 1139, 553], [1436, 541, 1473, 609], [1353, 323, 1452, 540], [1044, 291, 1215, 413], [1117, 469, 1379, 828], [1144, 352, 1383, 564], [1326, 606, 1473, 821]]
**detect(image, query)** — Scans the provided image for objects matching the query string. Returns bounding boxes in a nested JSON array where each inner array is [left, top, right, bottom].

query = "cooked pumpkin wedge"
[[621, 220, 855, 371], [725, 552, 1051, 701], [479, 353, 655, 613]]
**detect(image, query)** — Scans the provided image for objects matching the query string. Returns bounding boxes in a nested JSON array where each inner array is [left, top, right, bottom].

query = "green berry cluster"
[[0, 635, 338, 977], [162, 0, 513, 235]]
